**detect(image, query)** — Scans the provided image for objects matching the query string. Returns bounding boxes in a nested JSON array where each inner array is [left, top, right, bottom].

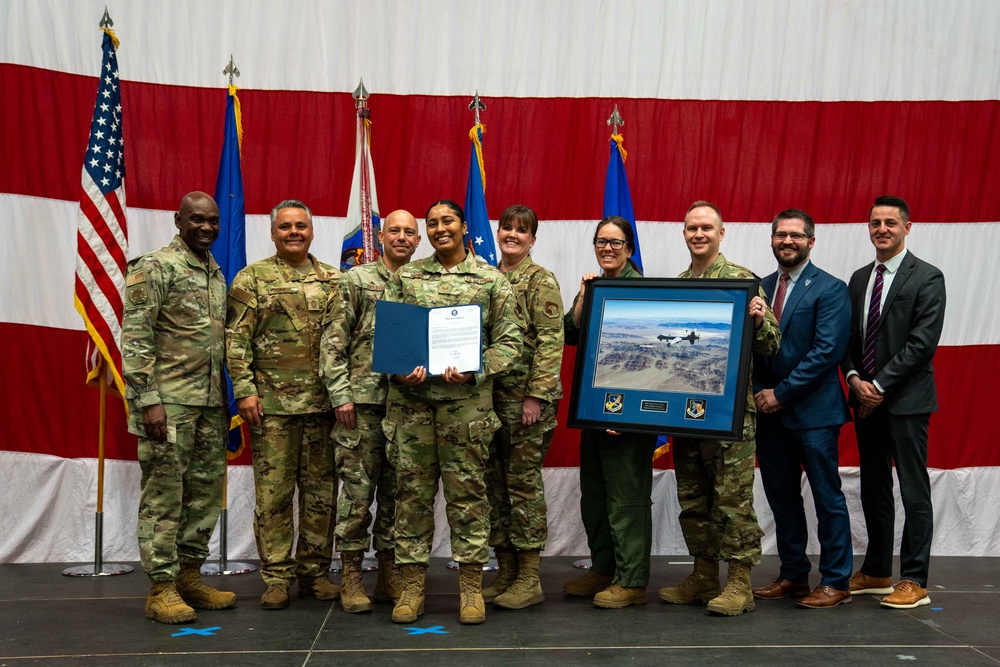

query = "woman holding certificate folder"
[[562, 216, 658, 609], [382, 200, 523, 626]]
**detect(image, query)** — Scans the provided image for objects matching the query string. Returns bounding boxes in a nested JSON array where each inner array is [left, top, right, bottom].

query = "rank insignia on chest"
[[128, 285, 148, 305]]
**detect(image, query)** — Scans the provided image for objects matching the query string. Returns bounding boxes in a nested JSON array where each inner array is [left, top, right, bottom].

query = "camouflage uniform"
[[226, 254, 339, 586], [122, 235, 227, 583], [320, 257, 396, 553], [674, 253, 781, 565], [488, 257, 564, 550], [564, 261, 659, 587], [384, 252, 523, 566]]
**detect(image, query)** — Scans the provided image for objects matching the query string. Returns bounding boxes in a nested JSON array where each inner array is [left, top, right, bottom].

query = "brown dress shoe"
[[849, 571, 894, 594], [752, 578, 810, 599], [880, 580, 930, 609], [797, 585, 852, 608]]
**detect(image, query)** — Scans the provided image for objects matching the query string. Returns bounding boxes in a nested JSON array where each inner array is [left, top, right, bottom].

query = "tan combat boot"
[[391, 564, 427, 623], [563, 569, 614, 597], [707, 560, 755, 616], [175, 564, 237, 610], [145, 582, 197, 624], [593, 583, 647, 608], [339, 551, 372, 613], [298, 575, 341, 601], [658, 556, 720, 605], [261, 582, 289, 610], [458, 563, 487, 624], [482, 548, 519, 603], [494, 549, 545, 609], [373, 549, 402, 604]]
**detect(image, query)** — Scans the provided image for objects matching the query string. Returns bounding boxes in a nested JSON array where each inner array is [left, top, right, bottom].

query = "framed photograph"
[[567, 277, 759, 440]]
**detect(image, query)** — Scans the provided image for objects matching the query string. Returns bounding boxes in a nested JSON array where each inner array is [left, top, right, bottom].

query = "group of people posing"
[[120, 192, 945, 627]]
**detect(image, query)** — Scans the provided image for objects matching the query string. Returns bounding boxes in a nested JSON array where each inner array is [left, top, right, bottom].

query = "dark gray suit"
[[842, 250, 945, 586]]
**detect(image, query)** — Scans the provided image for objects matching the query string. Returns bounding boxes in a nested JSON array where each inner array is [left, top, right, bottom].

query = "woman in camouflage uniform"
[[384, 200, 522, 625], [562, 216, 659, 609], [483, 205, 564, 610]]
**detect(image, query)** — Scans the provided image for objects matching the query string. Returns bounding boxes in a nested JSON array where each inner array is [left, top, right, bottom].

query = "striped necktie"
[[861, 264, 887, 377], [772, 272, 789, 323]]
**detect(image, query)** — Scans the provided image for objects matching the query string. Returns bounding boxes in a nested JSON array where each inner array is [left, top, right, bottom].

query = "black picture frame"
[[567, 277, 759, 440]]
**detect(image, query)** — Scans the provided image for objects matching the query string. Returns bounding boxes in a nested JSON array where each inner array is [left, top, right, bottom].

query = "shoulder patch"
[[229, 286, 253, 304], [543, 301, 560, 318], [125, 271, 146, 286], [127, 285, 148, 306]]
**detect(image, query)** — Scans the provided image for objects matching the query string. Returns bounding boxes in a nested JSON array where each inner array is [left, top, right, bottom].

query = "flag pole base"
[[200, 561, 257, 576], [329, 557, 378, 573], [572, 558, 592, 570], [62, 563, 134, 577], [446, 558, 498, 572], [200, 507, 256, 575], [62, 511, 134, 576]]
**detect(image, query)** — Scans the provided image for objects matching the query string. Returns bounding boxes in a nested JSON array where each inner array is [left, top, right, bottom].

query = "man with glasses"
[[751, 209, 854, 609]]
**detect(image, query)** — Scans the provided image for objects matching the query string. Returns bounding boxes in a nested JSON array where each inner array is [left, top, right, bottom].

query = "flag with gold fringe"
[[74, 23, 128, 400], [210, 83, 248, 459], [464, 122, 497, 264], [341, 83, 381, 269]]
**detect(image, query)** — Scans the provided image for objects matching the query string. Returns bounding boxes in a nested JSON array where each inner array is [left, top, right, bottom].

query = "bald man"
[[122, 192, 236, 623], [321, 210, 422, 612]]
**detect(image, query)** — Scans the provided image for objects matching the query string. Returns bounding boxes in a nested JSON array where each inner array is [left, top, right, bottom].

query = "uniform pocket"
[[332, 422, 363, 449], [381, 417, 399, 467]]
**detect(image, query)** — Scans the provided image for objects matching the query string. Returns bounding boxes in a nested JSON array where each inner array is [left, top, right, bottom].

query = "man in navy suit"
[[751, 209, 854, 609], [842, 196, 945, 609]]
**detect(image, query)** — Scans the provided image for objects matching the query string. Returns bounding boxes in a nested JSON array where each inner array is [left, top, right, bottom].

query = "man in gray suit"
[[841, 195, 946, 609]]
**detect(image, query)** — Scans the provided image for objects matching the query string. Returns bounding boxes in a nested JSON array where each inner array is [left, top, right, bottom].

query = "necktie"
[[772, 272, 789, 323], [861, 264, 887, 377]]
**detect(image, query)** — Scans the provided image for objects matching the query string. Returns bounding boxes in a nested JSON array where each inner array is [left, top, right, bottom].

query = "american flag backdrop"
[[73, 27, 128, 397], [3, 0, 1000, 562]]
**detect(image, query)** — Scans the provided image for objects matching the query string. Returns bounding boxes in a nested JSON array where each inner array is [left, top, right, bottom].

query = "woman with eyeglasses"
[[561, 216, 658, 609], [482, 205, 564, 610]]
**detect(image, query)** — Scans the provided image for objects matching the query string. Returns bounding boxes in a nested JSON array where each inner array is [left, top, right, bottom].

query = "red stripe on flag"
[[76, 230, 125, 320], [1, 320, 994, 466], [4, 63, 1000, 223], [79, 186, 128, 274], [73, 275, 123, 374]]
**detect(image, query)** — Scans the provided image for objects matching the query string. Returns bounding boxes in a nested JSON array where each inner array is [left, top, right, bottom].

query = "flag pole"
[[63, 362, 133, 576], [572, 104, 635, 574], [202, 55, 254, 576]]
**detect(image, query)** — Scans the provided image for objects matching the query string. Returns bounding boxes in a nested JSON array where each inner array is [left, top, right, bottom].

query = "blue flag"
[[464, 124, 497, 265], [209, 86, 247, 455], [602, 136, 642, 273]]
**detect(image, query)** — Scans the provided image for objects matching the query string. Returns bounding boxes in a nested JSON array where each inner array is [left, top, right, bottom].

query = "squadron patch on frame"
[[604, 393, 624, 414], [684, 398, 707, 420]]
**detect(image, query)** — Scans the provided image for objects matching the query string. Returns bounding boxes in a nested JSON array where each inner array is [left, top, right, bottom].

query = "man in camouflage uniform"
[[122, 191, 236, 624], [320, 210, 421, 613], [483, 205, 564, 610], [226, 200, 340, 610], [659, 201, 781, 616], [384, 200, 523, 625]]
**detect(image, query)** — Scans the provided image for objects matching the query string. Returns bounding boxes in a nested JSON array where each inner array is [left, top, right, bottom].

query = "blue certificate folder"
[[372, 300, 483, 376]]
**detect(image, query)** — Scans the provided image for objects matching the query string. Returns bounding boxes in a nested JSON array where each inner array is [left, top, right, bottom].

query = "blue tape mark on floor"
[[931, 607, 944, 610], [404, 625, 448, 636], [171, 626, 221, 637]]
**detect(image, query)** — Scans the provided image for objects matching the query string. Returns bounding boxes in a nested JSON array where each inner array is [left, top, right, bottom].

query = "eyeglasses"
[[594, 238, 627, 249], [772, 232, 811, 241]]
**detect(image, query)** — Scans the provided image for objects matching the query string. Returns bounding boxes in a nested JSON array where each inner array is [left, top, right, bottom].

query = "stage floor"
[[2, 556, 998, 666]]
